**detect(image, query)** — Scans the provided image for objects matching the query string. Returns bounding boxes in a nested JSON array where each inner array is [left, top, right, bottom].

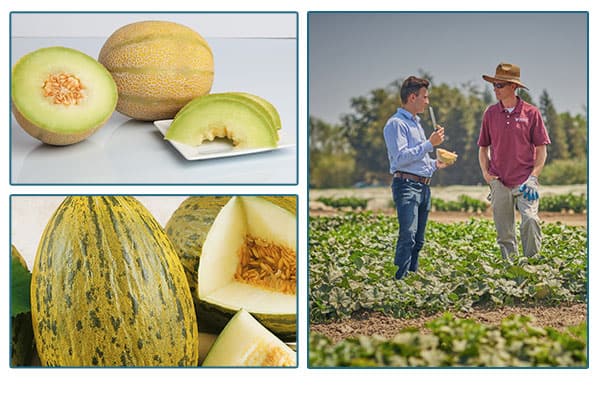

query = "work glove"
[[519, 176, 539, 201]]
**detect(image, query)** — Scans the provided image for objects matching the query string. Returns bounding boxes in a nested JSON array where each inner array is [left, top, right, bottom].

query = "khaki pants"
[[489, 179, 542, 259]]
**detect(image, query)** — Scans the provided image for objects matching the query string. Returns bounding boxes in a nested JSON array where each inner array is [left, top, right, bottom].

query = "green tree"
[[561, 112, 587, 160], [309, 117, 355, 188], [518, 89, 535, 106], [539, 90, 569, 161], [341, 85, 399, 185], [482, 86, 495, 106]]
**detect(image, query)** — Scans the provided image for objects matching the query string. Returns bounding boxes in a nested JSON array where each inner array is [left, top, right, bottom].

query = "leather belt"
[[393, 171, 431, 185]]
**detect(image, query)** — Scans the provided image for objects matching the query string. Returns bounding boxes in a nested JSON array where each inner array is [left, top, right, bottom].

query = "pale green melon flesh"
[[205, 282, 295, 315], [165, 94, 278, 147], [12, 47, 117, 135], [229, 92, 281, 131], [197, 197, 296, 334], [202, 309, 296, 367], [176, 92, 281, 132]]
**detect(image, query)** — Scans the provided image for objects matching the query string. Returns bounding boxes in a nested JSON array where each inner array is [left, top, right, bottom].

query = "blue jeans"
[[391, 177, 431, 279]]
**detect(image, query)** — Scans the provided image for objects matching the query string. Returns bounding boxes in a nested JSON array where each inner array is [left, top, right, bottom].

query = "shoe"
[[394, 268, 405, 280]]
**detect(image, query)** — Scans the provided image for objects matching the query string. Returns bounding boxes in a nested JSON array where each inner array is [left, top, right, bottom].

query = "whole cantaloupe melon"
[[98, 20, 214, 121]]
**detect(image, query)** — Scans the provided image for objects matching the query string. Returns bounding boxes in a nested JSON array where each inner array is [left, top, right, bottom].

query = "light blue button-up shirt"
[[383, 108, 437, 177]]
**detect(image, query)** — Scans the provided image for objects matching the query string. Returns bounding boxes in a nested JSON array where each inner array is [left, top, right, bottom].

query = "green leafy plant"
[[541, 159, 587, 185], [539, 193, 587, 213], [309, 213, 587, 323], [309, 314, 587, 367], [431, 195, 488, 212], [11, 254, 31, 317], [317, 196, 369, 210]]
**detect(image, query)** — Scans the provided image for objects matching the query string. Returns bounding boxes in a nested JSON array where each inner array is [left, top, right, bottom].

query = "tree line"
[[309, 76, 587, 188]]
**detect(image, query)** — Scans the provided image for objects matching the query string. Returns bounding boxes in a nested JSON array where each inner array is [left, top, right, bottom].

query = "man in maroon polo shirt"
[[477, 62, 551, 260]]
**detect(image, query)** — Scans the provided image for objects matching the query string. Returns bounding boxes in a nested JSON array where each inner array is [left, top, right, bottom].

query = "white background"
[[10, 13, 296, 38], [2, 1, 598, 400]]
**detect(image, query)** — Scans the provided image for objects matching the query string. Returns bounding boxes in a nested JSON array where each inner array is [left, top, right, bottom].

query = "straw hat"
[[482, 62, 528, 89]]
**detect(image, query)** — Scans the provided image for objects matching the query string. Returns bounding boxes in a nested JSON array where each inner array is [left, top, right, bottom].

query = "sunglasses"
[[493, 82, 509, 89]]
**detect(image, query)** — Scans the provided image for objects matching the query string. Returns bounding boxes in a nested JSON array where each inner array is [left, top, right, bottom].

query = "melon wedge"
[[11, 47, 117, 145], [164, 93, 278, 148], [202, 309, 296, 367], [229, 92, 281, 131], [436, 148, 458, 165], [175, 92, 281, 131], [196, 196, 296, 340]]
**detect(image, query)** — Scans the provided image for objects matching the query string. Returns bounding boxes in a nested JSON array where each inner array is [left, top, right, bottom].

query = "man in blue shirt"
[[383, 76, 449, 280]]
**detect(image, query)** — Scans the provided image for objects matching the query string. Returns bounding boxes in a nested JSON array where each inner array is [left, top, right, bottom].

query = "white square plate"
[[153, 119, 295, 161]]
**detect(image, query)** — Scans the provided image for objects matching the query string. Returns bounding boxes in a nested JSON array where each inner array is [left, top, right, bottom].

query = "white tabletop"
[[11, 36, 298, 185]]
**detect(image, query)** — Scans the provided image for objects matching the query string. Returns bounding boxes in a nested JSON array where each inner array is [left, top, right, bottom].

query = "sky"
[[309, 12, 588, 124]]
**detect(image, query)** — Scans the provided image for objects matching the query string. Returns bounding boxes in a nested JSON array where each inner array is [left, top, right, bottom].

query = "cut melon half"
[[11, 47, 118, 145], [196, 196, 296, 340], [164, 93, 279, 148], [202, 309, 296, 367]]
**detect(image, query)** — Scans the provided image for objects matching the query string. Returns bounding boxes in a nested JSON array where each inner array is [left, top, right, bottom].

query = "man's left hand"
[[436, 160, 449, 169], [519, 176, 539, 201]]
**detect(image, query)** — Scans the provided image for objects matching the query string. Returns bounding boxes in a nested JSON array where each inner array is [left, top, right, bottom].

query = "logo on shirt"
[[515, 117, 529, 123]]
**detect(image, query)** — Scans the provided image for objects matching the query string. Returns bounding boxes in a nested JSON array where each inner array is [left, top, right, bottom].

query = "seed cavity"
[[235, 235, 296, 295], [42, 73, 85, 105]]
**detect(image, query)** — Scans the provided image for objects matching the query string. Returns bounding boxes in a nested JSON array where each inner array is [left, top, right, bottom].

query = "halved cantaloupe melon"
[[11, 47, 117, 145]]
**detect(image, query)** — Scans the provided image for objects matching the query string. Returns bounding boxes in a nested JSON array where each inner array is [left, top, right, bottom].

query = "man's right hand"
[[429, 126, 445, 146], [483, 171, 499, 184]]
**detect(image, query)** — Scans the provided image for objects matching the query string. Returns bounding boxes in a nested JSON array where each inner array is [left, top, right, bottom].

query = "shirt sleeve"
[[383, 119, 433, 166], [531, 109, 552, 146], [477, 107, 491, 147]]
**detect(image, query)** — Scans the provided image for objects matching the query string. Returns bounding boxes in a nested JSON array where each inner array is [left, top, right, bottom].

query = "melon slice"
[[230, 92, 281, 131], [436, 148, 458, 165], [176, 92, 281, 132], [164, 93, 278, 148], [202, 309, 296, 367], [196, 196, 296, 340], [11, 47, 118, 145]]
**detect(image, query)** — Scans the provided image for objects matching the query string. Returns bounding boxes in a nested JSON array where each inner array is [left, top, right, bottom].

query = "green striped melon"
[[31, 196, 198, 366], [164, 196, 232, 299], [11, 245, 35, 367], [202, 309, 296, 367], [165, 196, 297, 341], [98, 20, 214, 121]]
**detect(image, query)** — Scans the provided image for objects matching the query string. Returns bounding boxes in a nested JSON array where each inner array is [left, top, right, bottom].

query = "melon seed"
[[235, 235, 296, 295], [43, 73, 85, 105]]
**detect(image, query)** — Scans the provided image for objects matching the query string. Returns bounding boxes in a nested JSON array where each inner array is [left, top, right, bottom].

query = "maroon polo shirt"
[[477, 97, 551, 187]]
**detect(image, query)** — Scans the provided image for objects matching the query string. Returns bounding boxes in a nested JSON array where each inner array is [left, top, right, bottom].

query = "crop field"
[[308, 210, 588, 367], [310, 184, 587, 211]]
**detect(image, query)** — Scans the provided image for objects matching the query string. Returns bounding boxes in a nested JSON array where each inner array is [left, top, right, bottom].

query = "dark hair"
[[400, 76, 430, 104]]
